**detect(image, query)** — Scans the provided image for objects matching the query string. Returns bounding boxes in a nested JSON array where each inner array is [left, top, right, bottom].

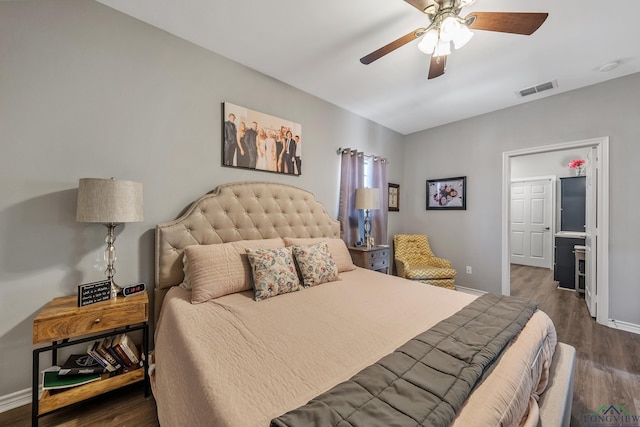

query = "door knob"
[[544, 227, 550, 230]]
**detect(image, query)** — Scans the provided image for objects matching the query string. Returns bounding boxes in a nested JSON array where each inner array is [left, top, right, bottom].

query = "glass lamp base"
[[109, 281, 122, 299], [363, 210, 374, 248]]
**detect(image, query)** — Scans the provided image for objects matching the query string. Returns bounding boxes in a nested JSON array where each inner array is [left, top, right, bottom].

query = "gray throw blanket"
[[271, 293, 537, 427]]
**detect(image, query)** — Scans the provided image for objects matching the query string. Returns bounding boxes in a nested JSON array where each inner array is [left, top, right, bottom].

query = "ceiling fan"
[[360, 0, 548, 79]]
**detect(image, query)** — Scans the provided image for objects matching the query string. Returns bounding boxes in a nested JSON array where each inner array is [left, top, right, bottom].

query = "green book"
[[42, 368, 101, 390]]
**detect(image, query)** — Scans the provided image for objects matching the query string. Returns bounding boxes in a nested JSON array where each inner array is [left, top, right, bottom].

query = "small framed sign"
[[77, 280, 112, 307], [388, 183, 400, 212]]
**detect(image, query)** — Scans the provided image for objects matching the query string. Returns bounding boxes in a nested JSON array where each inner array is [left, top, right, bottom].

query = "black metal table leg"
[[143, 323, 150, 397], [32, 349, 39, 427]]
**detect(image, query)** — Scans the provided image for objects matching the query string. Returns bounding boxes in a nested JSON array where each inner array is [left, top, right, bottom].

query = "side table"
[[348, 245, 390, 274], [32, 292, 149, 426]]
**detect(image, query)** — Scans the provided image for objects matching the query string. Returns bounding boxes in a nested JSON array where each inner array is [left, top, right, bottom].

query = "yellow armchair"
[[393, 234, 456, 289]]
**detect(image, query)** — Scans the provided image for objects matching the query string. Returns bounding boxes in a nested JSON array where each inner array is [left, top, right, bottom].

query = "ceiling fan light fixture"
[[417, 28, 439, 54], [434, 39, 451, 57], [439, 16, 461, 42], [459, 0, 477, 7], [452, 25, 473, 49]]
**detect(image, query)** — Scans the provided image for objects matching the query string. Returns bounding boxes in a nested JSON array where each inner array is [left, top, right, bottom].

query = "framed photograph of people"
[[222, 102, 302, 176], [388, 183, 399, 212], [426, 176, 466, 210]]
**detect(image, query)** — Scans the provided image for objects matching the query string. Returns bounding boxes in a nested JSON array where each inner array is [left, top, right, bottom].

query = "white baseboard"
[[455, 286, 487, 296], [0, 387, 31, 414], [608, 319, 640, 335]]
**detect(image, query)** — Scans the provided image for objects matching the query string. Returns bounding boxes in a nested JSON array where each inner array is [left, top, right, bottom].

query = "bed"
[[152, 181, 575, 427]]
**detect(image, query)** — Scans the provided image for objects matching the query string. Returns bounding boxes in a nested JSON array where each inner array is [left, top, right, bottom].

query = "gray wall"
[[0, 1, 404, 396], [403, 72, 640, 326]]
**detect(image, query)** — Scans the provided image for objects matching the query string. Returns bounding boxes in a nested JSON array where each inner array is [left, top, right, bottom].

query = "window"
[[363, 157, 373, 187]]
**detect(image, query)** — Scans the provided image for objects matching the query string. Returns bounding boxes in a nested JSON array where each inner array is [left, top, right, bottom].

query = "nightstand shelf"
[[348, 246, 390, 274], [32, 293, 149, 426], [38, 368, 144, 415]]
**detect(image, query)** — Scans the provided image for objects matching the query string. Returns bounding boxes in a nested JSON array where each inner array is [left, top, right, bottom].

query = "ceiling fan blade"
[[466, 12, 548, 35], [360, 28, 424, 65], [404, 0, 434, 14], [428, 55, 446, 79]]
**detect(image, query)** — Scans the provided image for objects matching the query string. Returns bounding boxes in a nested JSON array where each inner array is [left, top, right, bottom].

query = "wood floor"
[[3, 266, 639, 426], [510, 264, 640, 426], [0, 383, 159, 427]]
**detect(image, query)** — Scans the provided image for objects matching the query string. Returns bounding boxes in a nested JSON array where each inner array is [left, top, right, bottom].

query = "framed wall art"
[[388, 183, 399, 212], [426, 176, 466, 210], [222, 102, 302, 176]]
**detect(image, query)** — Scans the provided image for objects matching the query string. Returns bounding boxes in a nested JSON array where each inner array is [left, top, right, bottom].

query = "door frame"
[[509, 176, 556, 269], [501, 137, 610, 326]]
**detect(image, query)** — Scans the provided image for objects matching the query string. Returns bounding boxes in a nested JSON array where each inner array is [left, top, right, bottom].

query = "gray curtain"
[[338, 149, 364, 246], [371, 157, 389, 245]]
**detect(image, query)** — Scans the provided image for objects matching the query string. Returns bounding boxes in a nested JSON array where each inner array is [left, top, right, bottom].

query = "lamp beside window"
[[76, 177, 144, 298], [355, 187, 380, 248]]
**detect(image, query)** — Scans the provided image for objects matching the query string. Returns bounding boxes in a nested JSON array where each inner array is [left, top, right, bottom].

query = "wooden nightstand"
[[32, 292, 149, 426], [348, 246, 390, 274]]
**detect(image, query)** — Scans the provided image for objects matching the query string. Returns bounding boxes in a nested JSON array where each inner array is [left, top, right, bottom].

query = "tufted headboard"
[[154, 182, 340, 318]]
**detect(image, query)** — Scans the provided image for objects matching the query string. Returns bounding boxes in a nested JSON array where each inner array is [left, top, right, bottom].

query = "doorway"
[[501, 137, 610, 326]]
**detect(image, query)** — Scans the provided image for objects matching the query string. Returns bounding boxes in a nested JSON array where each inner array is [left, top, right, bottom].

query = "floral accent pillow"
[[283, 237, 356, 272], [246, 247, 300, 301], [292, 242, 340, 287]]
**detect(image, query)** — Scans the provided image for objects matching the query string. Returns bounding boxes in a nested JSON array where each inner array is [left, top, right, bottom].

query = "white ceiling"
[[98, 0, 640, 135]]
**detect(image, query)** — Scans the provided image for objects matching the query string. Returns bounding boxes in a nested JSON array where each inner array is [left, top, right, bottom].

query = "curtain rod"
[[336, 147, 388, 163]]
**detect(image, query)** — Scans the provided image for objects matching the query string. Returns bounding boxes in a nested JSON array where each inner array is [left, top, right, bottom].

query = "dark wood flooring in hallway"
[[511, 263, 640, 426]]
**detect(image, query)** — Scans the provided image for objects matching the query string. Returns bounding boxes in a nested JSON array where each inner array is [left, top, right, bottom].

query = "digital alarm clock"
[[122, 283, 146, 297]]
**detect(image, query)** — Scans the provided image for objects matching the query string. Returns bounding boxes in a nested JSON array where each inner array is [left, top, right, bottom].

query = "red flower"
[[568, 159, 585, 169]]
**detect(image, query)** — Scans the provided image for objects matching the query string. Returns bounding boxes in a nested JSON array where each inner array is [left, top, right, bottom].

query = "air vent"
[[516, 79, 558, 98]]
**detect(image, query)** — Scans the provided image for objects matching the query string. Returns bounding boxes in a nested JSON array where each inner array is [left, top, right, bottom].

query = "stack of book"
[[42, 333, 142, 390], [85, 333, 141, 373]]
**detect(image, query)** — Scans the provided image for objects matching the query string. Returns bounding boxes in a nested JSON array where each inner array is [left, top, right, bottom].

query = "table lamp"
[[355, 187, 380, 248], [76, 178, 143, 298]]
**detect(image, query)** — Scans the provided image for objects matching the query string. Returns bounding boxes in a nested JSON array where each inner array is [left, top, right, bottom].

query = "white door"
[[510, 178, 553, 268], [584, 148, 598, 317]]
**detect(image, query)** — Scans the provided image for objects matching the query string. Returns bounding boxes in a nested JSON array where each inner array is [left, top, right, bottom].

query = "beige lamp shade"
[[355, 187, 380, 210], [76, 178, 144, 223]]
